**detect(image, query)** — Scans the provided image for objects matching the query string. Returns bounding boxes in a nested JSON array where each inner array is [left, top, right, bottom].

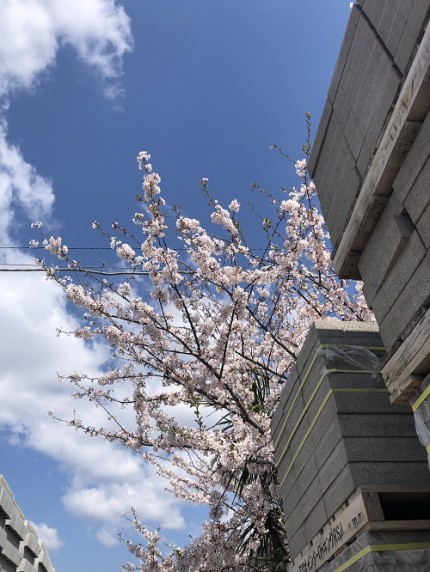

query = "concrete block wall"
[[0, 476, 55, 572], [308, 1, 430, 408], [319, 530, 430, 572], [355, 110, 430, 355], [309, 1, 430, 256], [271, 322, 429, 560]]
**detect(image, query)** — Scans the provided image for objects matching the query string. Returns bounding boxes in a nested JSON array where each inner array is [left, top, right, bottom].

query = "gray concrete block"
[[289, 354, 328, 408], [324, 153, 362, 250], [349, 460, 430, 487], [379, 250, 430, 351], [293, 324, 342, 380], [355, 136, 376, 179], [377, 0, 403, 48], [335, 17, 377, 132], [311, 320, 382, 347], [271, 364, 301, 437], [313, 115, 358, 225], [299, 364, 376, 407], [417, 199, 430, 249], [278, 451, 298, 504], [310, 405, 343, 469], [303, 497, 330, 548], [342, 436, 427, 463], [318, 440, 350, 495], [275, 408, 311, 484], [304, 378, 397, 426], [304, 374, 386, 428], [344, 109, 361, 155], [359, 194, 414, 302], [306, 405, 416, 469], [285, 493, 306, 539], [274, 390, 308, 456], [320, 529, 430, 572], [404, 157, 430, 225], [275, 380, 398, 494], [312, 410, 420, 471], [356, 59, 401, 169], [395, 0, 430, 73], [332, 390, 408, 415], [285, 424, 318, 482], [281, 454, 320, 518], [393, 111, 430, 204], [338, 412, 420, 438], [293, 473, 326, 528], [370, 231, 427, 325], [327, 5, 362, 105], [359, 0, 386, 31], [385, 1, 412, 59], [322, 463, 356, 518], [287, 527, 308, 562], [348, 38, 394, 160], [308, 99, 333, 177], [323, 458, 430, 521], [294, 321, 383, 391]]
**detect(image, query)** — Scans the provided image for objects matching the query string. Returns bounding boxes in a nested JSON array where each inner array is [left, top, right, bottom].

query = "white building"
[[0, 475, 55, 572]]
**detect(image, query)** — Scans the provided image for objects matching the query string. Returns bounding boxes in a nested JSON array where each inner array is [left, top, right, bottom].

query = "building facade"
[[0, 475, 55, 572]]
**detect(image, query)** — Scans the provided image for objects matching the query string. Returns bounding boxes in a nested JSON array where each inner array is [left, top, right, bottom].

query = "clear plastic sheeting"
[[317, 345, 381, 376], [410, 375, 430, 470], [319, 531, 430, 572]]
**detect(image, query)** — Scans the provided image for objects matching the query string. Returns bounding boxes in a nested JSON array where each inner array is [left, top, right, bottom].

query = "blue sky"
[[0, 1, 351, 570]]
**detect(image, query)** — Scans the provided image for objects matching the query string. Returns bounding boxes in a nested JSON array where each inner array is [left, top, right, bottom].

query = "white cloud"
[[0, 0, 188, 550], [30, 522, 63, 551], [0, 122, 55, 243], [0, 268, 186, 537], [96, 526, 120, 547], [0, 0, 133, 99]]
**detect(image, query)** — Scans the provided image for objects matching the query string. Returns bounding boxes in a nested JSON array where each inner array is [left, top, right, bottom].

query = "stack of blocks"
[[319, 530, 430, 572], [308, 0, 430, 257], [309, 0, 430, 252], [357, 113, 430, 354], [309, 0, 430, 358], [308, 0, 430, 457], [271, 321, 430, 561]]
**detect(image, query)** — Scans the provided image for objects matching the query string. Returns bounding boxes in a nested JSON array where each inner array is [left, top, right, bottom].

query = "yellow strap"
[[412, 383, 430, 412], [335, 542, 430, 572], [273, 351, 319, 449], [273, 343, 384, 449], [275, 375, 386, 473], [426, 443, 430, 454], [279, 391, 332, 485], [278, 387, 388, 487]]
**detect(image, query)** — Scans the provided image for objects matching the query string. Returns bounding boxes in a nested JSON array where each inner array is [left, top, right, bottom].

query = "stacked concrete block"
[[0, 475, 56, 572], [309, 5, 398, 253], [410, 375, 430, 471], [271, 321, 430, 560], [353, 108, 430, 355], [359, 0, 430, 74], [308, 2, 430, 256], [308, 0, 430, 408], [319, 530, 430, 572]]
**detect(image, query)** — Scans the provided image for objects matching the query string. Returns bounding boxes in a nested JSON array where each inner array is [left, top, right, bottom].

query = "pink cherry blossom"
[[38, 142, 372, 571]]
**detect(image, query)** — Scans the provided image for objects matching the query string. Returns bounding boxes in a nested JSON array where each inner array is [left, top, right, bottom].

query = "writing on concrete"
[[294, 507, 367, 572]]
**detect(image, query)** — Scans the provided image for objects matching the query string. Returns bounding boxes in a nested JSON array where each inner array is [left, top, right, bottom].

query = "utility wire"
[[0, 268, 159, 276], [0, 245, 268, 252]]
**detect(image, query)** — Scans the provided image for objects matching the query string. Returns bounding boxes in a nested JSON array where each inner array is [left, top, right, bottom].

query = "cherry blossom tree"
[[35, 119, 371, 571]]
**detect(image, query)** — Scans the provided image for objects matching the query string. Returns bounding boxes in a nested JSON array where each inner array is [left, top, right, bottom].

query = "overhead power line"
[[0, 268, 156, 276]]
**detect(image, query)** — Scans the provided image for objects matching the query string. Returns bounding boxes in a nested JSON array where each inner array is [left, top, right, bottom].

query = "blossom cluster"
[[40, 148, 371, 571]]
